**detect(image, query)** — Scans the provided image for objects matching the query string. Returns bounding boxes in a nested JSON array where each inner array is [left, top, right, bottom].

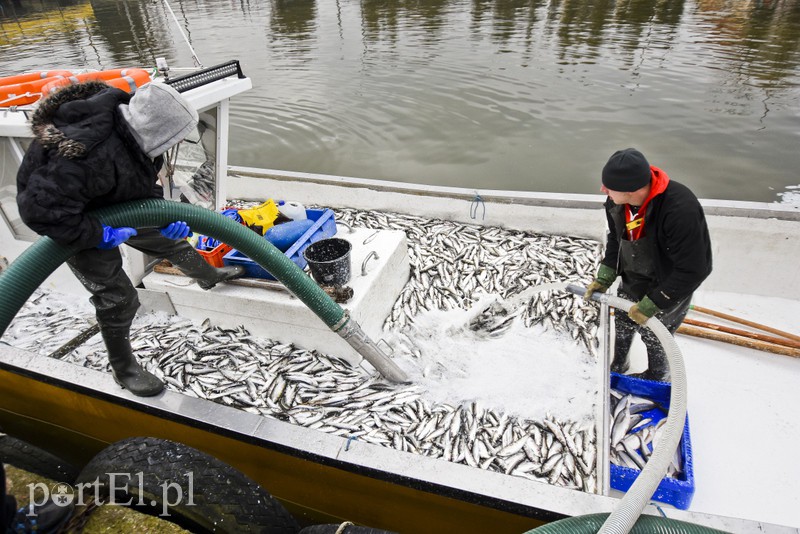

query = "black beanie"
[[602, 148, 651, 192]]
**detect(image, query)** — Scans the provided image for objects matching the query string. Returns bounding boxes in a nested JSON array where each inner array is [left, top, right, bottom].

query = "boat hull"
[[3, 342, 788, 533], [0, 347, 553, 533]]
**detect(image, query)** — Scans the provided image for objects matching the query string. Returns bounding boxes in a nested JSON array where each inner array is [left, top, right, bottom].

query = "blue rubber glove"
[[160, 221, 192, 240], [97, 225, 138, 250]]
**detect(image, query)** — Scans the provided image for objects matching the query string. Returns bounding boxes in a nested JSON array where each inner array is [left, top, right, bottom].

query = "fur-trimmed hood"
[[30, 81, 130, 159]]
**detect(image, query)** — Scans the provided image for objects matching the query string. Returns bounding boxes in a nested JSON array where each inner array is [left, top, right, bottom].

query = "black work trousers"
[[612, 288, 691, 378], [66, 229, 212, 332]]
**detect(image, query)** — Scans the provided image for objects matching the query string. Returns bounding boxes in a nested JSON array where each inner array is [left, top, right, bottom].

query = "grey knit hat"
[[119, 82, 198, 158], [602, 148, 652, 192]]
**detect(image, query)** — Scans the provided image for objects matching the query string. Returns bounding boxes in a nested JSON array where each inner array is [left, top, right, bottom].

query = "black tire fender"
[[0, 434, 79, 483], [75, 436, 300, 534]]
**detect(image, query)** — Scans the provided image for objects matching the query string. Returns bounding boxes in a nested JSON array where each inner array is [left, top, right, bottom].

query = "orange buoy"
[[103, 70, 153, 93], [0, 73, 73, 106], [41, 68, 152, 96], [1, 68, 152, 107], [0, 70, 73, 87]]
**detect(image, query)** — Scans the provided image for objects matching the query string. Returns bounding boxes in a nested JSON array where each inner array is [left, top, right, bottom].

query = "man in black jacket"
[[584, 148, 712, 381], [16, 81, 243, 397]]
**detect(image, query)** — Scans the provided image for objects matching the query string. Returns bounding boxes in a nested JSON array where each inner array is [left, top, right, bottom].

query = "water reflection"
[[0, 0, 93, 50], [3, 1, 799, 85], [1, 0, 800, 201], [0, 0, 86, 19], [270, 0, 317, 40], [361, 0, 452, 43], [721, 0, 800, 85], [88, 0, 172, 67], [469, 0, 538, 51]]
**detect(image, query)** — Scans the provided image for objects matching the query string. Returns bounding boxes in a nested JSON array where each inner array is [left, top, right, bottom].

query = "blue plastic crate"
[[609, 372, 695, 510], [223, 208, 337, 280]]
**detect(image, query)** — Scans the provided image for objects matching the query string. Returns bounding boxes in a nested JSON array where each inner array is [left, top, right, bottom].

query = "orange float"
[[0, 70, 74, 86], [0, 70, 73, 106], [40, 68, 152, 96], [0, 68, 151, 107]]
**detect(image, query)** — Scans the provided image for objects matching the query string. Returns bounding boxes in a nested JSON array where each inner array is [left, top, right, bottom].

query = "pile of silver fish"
[[4, 205, 608, 493], [226, 199, 603, 352], [6, 290, 599, 493], [331, 207, 603, 355], [609, 388, 683, 478], [2, 292, 97, 354]]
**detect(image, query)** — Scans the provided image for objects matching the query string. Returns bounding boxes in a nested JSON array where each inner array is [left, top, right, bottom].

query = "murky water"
[[2, 0, 799, 203]]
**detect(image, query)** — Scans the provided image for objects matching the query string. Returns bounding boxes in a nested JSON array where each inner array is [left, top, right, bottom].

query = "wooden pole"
[[682, 318, 800, 350], [690, 305, 800, 343], [677, 324, 800, 358]]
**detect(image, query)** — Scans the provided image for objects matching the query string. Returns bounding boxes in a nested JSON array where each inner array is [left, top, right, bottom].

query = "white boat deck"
[[621, 289, 800, 529]]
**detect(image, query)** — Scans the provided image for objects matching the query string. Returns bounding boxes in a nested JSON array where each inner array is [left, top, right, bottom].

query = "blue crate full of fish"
[[223, 208, 337, 280], [609, 372, 695, 510]]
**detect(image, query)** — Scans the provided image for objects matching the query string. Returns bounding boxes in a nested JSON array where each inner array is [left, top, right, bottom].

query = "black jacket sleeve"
[[601, 199, 620, 273], [647, 188, 713, 309]]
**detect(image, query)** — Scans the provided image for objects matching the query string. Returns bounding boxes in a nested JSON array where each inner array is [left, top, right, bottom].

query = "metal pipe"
[[565, 284, 687, 534], [334, 313, 409, 383]]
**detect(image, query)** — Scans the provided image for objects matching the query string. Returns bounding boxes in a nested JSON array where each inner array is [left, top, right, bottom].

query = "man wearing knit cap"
[[17, 81, 244, 397], [584, 148, 712, 381]]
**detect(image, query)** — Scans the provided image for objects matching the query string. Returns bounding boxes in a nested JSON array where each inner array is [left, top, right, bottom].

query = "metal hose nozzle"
[[335, 313, 409, 383]]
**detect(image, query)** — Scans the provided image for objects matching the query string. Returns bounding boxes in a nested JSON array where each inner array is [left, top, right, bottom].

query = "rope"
[[335, 521, 354, 534], [0, 92, 39, 106], [469, 192, 486, 220], [161, 0, 204, 68], [162, 142, 181, 197]]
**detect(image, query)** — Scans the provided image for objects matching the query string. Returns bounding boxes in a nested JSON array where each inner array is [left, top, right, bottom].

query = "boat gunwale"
[[228, 166, 800, 222]]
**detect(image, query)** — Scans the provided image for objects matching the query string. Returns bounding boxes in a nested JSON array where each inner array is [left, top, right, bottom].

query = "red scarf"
[[625, 166, 670, 241]]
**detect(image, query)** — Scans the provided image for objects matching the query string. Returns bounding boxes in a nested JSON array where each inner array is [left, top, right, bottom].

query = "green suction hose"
[[0, 199, 407, 382], [525, 513, 729, 533]]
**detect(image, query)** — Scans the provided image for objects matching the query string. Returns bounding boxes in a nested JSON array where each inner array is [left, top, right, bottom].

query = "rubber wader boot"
[[174, 251, 246, 290], [102, 329, 164, 396], [610, 351, 630, 374], [197, 265, 245, 290], [640, 352, 670, 382]]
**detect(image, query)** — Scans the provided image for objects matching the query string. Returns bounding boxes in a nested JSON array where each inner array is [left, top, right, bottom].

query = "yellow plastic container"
[[238, 199, 279, 234]]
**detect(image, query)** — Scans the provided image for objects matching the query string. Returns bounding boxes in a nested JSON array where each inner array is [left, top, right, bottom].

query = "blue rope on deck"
[[470, 192, 486, 220]]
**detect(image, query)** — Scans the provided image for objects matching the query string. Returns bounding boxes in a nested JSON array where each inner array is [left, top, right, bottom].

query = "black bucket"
[[303, 238, 352, 287]]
